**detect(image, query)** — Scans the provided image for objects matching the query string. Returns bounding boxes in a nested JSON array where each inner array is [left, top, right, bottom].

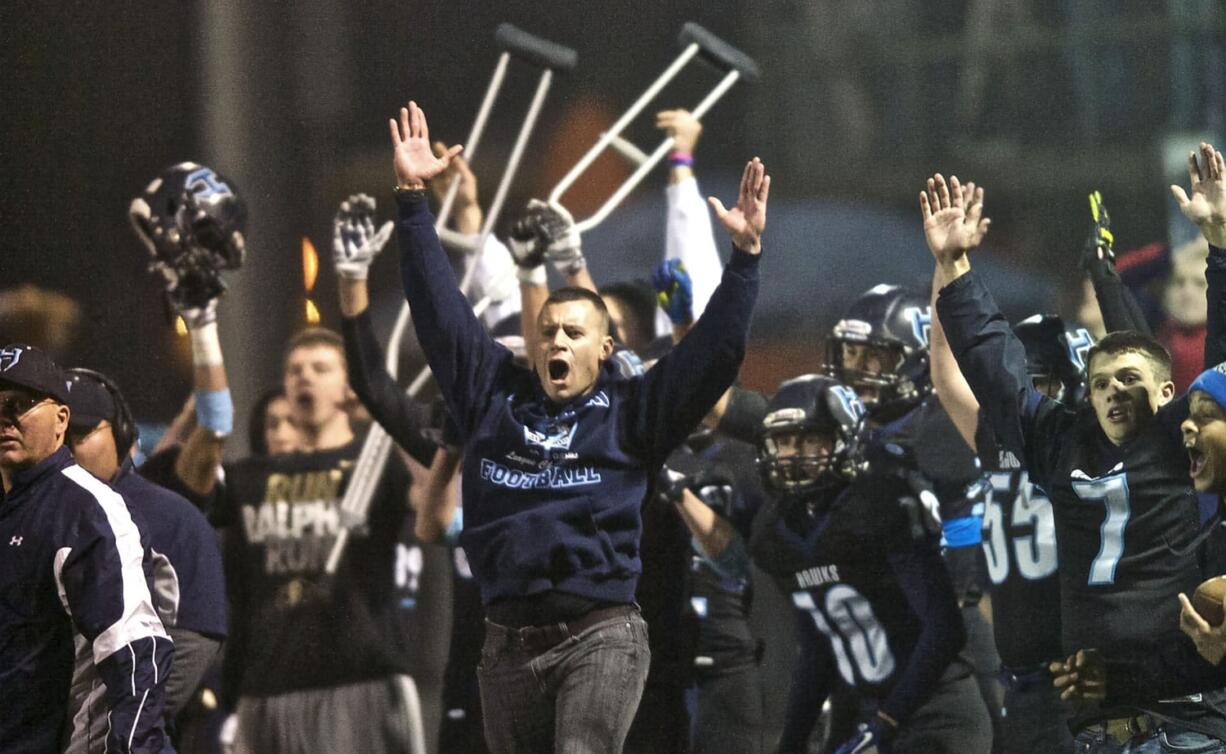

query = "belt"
[[1082, 714, 1158, 745], [485, 604, 636, 655]]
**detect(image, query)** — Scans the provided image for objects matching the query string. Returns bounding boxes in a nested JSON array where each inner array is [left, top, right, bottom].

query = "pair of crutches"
[[326, 21, 760, 575]]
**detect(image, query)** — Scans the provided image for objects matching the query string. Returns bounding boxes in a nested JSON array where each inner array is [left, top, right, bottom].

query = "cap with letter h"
[[0, 344, 69, 403]]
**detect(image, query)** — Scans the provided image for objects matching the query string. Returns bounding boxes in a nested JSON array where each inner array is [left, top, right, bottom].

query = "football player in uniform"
[[707, 280, 1002, 749], [751, 374, 991, 754], [926, 142, 1226, 750], [934, 313, 1090, 754]]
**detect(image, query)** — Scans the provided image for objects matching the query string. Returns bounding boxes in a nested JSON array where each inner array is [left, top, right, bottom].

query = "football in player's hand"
[[1193, 576, 1226, 627]]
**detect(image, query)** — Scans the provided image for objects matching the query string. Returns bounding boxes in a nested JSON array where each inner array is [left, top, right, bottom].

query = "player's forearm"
[[673, 489, 736, 558], [666, 176, 722, 319], [338, 275, 369, 318], [929, 266, 980, 450], [937, 270, 1034, 456], [881, 547, 965, 726], [174, 427, 222, 496], [565, 266, 598, 294], [1203, 245, 1226, 369], [412, 447, 462, 543], [1087, 255, 1152, 335]]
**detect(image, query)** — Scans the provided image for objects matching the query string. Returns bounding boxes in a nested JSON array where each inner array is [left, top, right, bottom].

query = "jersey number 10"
[[793, 586, 896, 686]]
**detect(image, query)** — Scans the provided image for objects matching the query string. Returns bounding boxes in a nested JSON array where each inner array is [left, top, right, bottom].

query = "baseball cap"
[[0, 344, 69, 403], [64, 371, 117, 432]]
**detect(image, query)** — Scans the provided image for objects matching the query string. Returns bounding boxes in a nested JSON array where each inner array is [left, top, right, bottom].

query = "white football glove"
[[332, 193, 394, 279]]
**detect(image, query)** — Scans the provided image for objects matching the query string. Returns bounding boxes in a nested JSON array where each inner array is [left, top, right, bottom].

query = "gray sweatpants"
[[235, 676, 425, 754]]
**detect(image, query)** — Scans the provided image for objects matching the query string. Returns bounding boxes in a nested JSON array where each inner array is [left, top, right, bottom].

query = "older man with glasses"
[[0, 344, 172, 754]]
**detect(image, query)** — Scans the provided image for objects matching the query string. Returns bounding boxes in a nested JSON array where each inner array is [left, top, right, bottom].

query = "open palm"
[[1172, 143, 1226, 248], [389, 101, 462, 189], [709, 158, 770, 254], [920, 174, 990, 263]]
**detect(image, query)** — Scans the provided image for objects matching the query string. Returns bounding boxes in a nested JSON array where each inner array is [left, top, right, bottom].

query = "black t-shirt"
[[977, 423, 1063, 669], [212, 434, 416, 698]]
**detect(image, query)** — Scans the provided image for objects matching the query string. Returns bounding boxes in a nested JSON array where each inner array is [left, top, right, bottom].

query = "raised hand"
[[709, 158, 770, 255], [920, 174, 990, 267], [655, 109, 703, 154], [332, 193, 394, 280], [430, 142, 479, 209], [1171, 142, 1226, 248], [388, 101, 462, 190]]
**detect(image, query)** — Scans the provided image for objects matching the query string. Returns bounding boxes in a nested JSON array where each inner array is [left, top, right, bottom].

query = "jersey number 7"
[[1071, 472, 1130, 585]]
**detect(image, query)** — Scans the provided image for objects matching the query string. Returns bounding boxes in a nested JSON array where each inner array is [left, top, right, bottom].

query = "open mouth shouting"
[[1189, 444, 1207, 480], [547, 357, 571, 384]]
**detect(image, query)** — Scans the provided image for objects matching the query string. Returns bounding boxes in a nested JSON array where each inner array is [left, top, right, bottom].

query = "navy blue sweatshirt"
[[396, 192, 759, 605], [0, 447, 172, 753]]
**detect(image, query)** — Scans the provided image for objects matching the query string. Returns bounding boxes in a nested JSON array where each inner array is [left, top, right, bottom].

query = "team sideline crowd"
[[4, 71, 1226, 754]]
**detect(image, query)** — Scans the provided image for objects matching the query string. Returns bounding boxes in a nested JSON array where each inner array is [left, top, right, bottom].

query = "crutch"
[[326, 24, 575, 574], [547, 23, 758, 232]]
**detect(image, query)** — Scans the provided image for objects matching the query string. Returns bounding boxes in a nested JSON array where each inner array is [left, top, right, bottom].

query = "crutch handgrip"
[[496, 24, 578, 71], [678, 23, 760, 83]]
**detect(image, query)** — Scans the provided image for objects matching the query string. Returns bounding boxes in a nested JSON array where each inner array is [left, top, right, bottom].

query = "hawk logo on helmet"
[[1064, 328, 1094, 372], [905, 306, 932, 348], [185, 167, 233, 202], [0, 347, 24, 372]]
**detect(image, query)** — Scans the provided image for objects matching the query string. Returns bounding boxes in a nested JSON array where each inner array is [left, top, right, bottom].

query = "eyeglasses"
[[0, 394, 52, 424]]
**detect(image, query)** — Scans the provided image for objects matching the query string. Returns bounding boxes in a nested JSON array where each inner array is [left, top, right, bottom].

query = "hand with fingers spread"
[[1049, 649, 1107, 702], [920, 174, 990, 272], [709, 157, 770, 255], [1172, 142, 1226, 248], [656, 109, 703, 154], [389, 101, 462, 190], [332, 193, 394, 280], [1179, 592, 1226, 665]]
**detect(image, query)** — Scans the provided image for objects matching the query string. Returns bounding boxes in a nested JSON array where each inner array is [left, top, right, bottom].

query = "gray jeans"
[[478, 609, 651, 754]]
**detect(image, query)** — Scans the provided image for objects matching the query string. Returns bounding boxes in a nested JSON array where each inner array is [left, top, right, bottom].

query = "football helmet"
[[129, 162, 247, 310], [1014, 314, 1094, 403], [824, 284, 931, 417], [759, 374, 866, 496]]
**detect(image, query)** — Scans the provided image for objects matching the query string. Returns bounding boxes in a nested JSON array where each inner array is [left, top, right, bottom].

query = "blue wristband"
[[941, 514, 984, 548], [194, 388, 234, 437]]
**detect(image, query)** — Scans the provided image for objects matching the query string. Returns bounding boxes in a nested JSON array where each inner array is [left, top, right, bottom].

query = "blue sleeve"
[[777, 609, 834, 754], [625, 246, 760, 465], [1204, 245, 1226, 369], [95, 635, 175, 753], [396, 192, 513, 440], [937, 270, 1072, 489], [1087, 252, 1153, 335], [341, 309, 441, 466], [878, 542, 966, 726]]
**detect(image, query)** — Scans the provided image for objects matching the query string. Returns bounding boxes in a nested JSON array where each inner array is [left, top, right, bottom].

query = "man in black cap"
[[61, 367, 227, 752], [0, 344, 172, 754]]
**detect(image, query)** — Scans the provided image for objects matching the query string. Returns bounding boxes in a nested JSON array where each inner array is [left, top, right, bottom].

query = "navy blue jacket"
[[117, 465, 227, 638], [397, 193, 759, 605], [0, 447, 172, 753]]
